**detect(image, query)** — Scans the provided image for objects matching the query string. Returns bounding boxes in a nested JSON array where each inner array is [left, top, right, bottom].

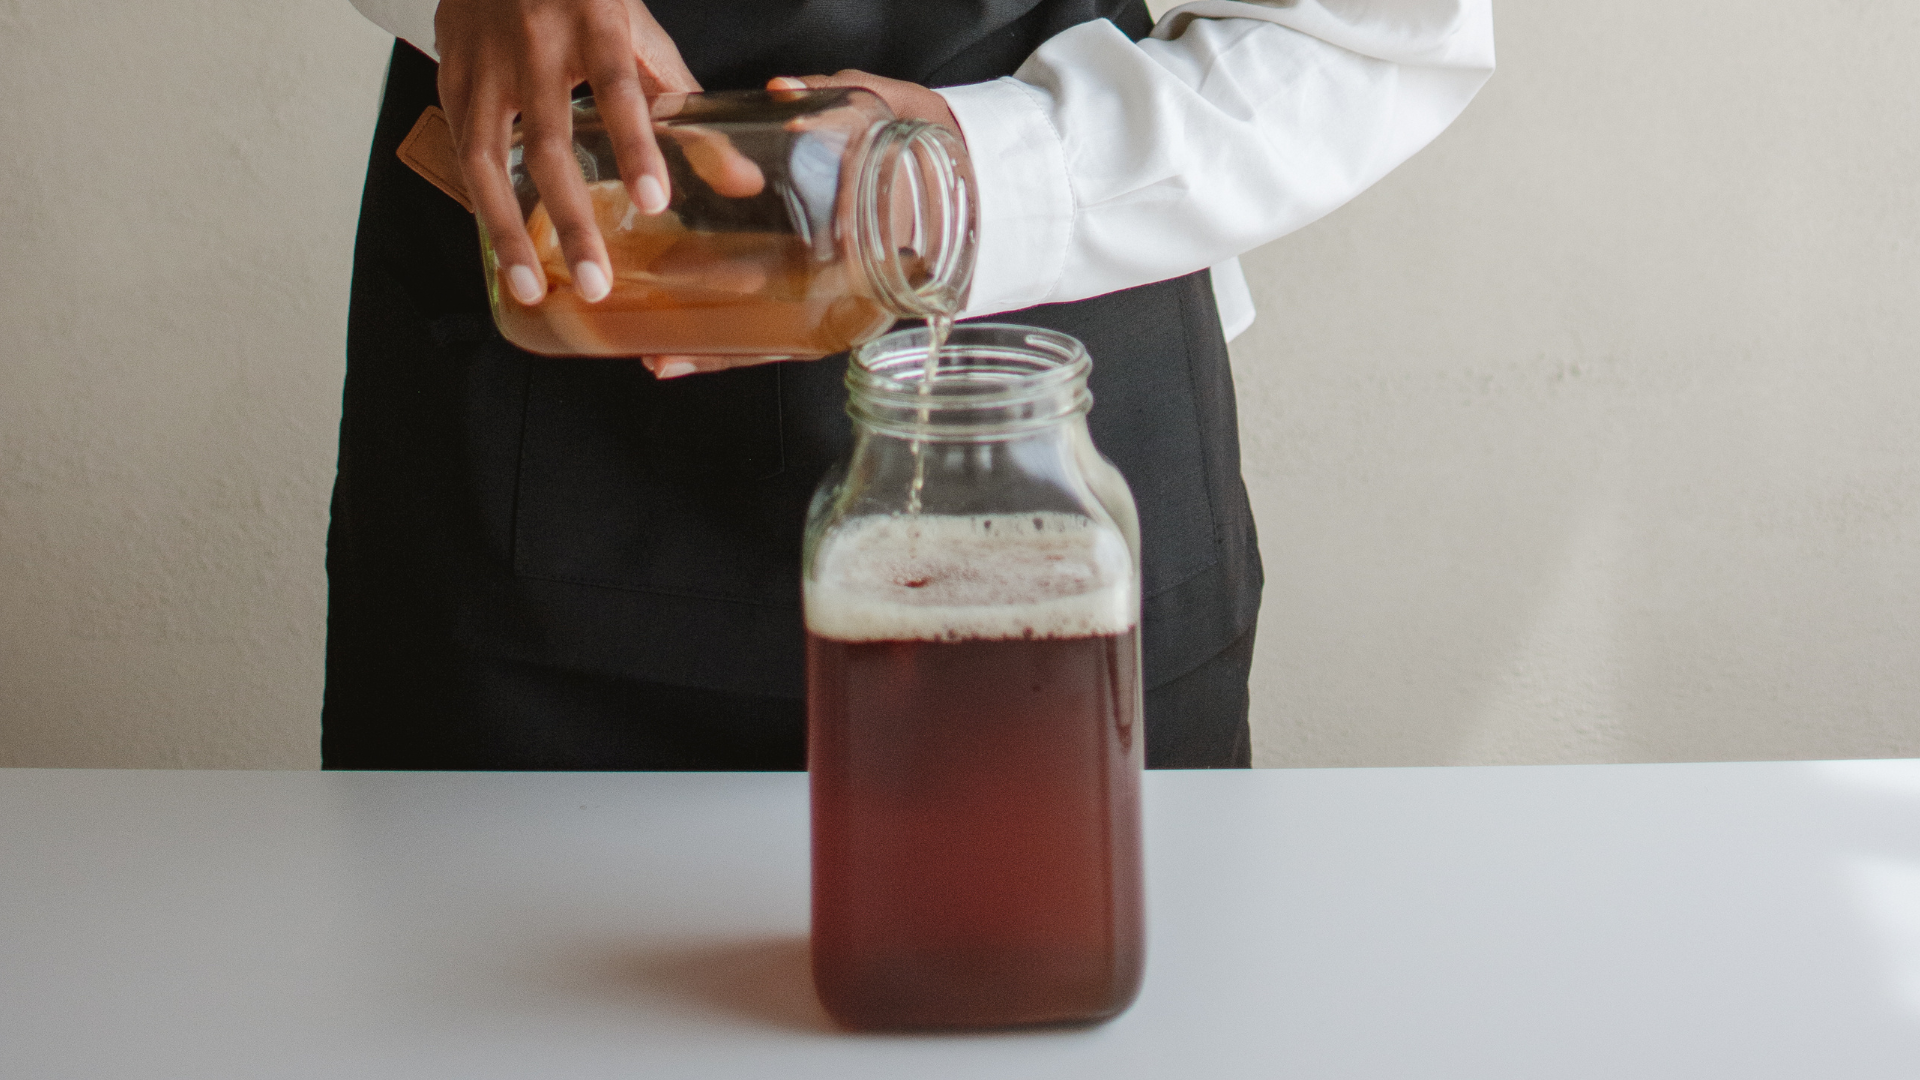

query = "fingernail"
[[636, 175, 668, 215], [508, 264, 543, 305], [769, 77, 807, 90], [573, 261, 610, 302], [656, 361, 696, 379]]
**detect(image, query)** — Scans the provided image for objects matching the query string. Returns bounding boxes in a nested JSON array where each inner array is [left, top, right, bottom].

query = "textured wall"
[[1, 3, 1916, 768], [1233, 5, 1920, 765], [0, 2, 389, 766]]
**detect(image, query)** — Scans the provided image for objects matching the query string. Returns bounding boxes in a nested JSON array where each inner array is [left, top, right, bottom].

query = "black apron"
[[323, 1, 1262, 770]]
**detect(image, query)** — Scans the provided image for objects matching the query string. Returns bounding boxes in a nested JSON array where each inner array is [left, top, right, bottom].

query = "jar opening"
[[847, 324, 1093, 439], [854, 122, 976, 319]]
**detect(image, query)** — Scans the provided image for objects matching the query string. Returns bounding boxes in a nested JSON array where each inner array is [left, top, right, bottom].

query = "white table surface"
[[4, 763, 1919, 1078]]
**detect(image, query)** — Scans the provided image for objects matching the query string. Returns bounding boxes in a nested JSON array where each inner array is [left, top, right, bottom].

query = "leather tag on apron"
[[397, 107, 474, 213]]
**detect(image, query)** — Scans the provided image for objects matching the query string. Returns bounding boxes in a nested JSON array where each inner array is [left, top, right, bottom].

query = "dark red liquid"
[[806, 630, 1144, 1030]]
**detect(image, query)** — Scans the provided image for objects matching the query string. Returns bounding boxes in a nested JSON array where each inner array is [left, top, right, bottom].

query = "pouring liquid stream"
[[905, 311, 952, 517]]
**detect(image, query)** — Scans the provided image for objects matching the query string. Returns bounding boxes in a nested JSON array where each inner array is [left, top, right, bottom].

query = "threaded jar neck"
[[847, 325, 1094, 440], [852, 120, 976, 319]]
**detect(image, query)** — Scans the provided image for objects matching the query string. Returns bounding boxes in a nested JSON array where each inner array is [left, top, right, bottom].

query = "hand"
[[435, 0, 699, 308], [766, 71, 962, 140], [643, 71, 964, 380]]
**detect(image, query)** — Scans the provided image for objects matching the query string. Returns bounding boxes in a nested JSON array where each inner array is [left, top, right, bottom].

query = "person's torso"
[[645, 0, 1151, 90], [334, 0, 1258, 702]]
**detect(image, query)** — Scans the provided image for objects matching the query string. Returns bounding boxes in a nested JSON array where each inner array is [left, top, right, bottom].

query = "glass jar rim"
[[853, 121, 976, 319], [846, 324, 1093, 438]]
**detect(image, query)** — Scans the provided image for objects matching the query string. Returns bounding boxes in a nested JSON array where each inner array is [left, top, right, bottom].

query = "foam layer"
[[806, 513, 1137, 642]]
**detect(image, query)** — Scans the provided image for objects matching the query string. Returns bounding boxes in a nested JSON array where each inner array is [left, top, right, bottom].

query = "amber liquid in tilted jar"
[[481, 88, 974, 358], [804, 326, 1147, 1030]]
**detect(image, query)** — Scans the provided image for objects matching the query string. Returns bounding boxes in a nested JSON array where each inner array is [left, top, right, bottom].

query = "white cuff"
[[348, 0, 440, 60], [936, 78, 1076, 319]]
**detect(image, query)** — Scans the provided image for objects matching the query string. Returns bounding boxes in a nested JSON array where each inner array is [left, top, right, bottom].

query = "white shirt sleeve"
[[349, 0, 440, 59], [938, 1, 1496, 332], [347, 1, 1493, 339]]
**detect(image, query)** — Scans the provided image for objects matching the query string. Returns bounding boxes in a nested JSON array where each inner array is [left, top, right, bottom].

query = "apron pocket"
[[513, 358, 807, 605]]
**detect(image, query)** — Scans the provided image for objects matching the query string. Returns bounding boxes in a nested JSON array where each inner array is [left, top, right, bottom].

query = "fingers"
[[437, 3, 545, 305], [458, 73, 550, 306], [625, 1, 701, 94], [584, 27, 671, 215], [520, 55, 612, 302], [644, 355, 702, 379], [767, 70, 962, 136], [663, 126, 765, 198], [438, 0, 711, 309], [644, 354, 795, 379]]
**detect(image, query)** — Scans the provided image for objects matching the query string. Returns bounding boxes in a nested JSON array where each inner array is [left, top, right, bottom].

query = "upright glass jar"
[[803, 325, 1146, 1030], [481, 88, 974, 358]]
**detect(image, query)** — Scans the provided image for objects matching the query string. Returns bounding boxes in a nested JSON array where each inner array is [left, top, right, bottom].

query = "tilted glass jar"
[[480, 88, 974, 358], [802, 324, 1145, 1031]]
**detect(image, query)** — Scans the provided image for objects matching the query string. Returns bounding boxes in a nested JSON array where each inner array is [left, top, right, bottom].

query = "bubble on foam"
[[805, 512, 1137, 642]]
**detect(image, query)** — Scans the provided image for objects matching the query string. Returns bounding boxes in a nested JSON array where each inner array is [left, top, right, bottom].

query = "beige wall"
[[1232, 4, 1920, 765], [1, 3, 1915, 769], [0, 2, 387, 767]]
